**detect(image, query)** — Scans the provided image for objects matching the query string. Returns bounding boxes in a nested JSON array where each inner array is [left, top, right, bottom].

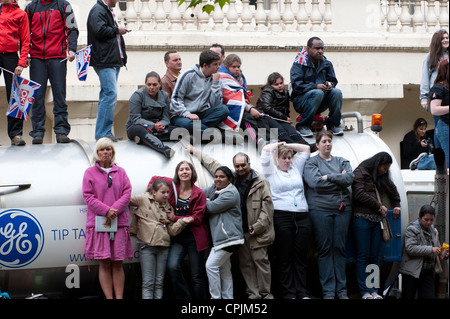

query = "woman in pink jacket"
[[82, 137, 133, 299]]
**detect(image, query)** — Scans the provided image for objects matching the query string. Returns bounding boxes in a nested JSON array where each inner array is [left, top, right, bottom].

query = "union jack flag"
[[6, 75, 41, 120], [217, 73, 246, 131], [75, 45, 91, 81], [294, 47, 309, 66]]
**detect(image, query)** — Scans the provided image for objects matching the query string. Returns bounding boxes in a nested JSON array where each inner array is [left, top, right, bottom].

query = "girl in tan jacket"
[[130, 178, 193, 299]]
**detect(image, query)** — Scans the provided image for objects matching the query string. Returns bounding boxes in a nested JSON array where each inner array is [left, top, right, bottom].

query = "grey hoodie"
[[170, 64, 223, 117], [399, 219, 441, 278], [203, 183, 244, 251]]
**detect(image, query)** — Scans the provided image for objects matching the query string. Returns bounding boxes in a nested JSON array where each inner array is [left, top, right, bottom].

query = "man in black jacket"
[[87, 0, 129, 141], [290, 37, 343, 137]]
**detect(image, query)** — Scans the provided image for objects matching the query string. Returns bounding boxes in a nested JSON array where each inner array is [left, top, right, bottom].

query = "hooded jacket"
[[82, 163, 132, 228], [25, 0, 78, 59], [399, 219, 442, 278], [129, 192, 187, 247], [0, 1, 30, 67], [170, 64, 223, 117], [148, 176, 210, 252], [198, 152, 275, 249], [290, 56, 338, 99], [203, 183, 244, 251]]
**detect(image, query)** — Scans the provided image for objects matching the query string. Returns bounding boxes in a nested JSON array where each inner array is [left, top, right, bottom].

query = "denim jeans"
[[171, 105, 229, 134], [292, 88, 342, 129], [139, 245, 169, 299], [94, 66, 120, 140], [310, 209, 352, 298], [205, 248, 234, 299], [166, 240, 208, 299], [352, 216, 383, 296], [436, 119, 449, 168], [29, 58, 70, 137]]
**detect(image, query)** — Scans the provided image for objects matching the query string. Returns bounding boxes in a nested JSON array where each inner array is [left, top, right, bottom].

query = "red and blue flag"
[[294, 47, 309, 66], [6, 75, 41, 120], [75, 46, 91, 81]]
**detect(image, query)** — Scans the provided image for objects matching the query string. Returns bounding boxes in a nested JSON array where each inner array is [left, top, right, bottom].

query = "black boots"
[[135, 133, 174, 159]]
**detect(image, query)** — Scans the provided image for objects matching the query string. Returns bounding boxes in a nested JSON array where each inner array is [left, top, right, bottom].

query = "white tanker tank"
[[0, 112, 410, 298]]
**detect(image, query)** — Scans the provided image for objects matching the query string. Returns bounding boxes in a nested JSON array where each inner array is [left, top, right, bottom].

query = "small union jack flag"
[[75, 45, 92, 81], [6, 75, 41, 120], [294, 47, 309, 66]]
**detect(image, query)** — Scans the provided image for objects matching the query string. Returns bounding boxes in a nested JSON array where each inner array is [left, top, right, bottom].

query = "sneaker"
[[32, 136, 43, 144], [297, 126, 313, 137], [56, 134, 70, 143], [107, 135, 123, 142], [409, 152, 427, 170], [338, 294, 350, 299], [329, 126, 344, 136], [11, 135, 26, 146]]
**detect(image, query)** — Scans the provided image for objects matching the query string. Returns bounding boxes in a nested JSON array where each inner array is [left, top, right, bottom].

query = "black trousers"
[[273, 210, 313, 299], [402, 269, 436, 299], [0, 52, 23, 139]]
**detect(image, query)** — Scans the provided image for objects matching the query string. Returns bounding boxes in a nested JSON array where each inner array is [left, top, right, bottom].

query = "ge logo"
[[0, 209, 44, 268]]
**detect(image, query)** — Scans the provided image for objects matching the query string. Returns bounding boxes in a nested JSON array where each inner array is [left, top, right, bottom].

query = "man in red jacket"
[[0, 0, 30, 146], [25, 0, 78, 144]]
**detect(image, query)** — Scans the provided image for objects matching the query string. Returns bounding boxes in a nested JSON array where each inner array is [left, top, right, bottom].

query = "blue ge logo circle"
[[0, 209, 44, 268]]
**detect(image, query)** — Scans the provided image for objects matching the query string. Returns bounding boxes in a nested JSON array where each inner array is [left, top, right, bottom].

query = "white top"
[[260, 151, 310, 212]]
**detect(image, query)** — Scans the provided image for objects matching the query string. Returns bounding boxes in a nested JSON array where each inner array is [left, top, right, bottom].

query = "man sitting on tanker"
[[290, 36, 343, 138], [170, 50, 229, 136]]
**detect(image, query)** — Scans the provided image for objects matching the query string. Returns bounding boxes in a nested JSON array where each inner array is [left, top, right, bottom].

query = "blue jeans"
[[310, 209, 352, 298], [29, 58, 70, 137], [292, 88, 342, 128], [94, 66, 120, 140], [432, 115, 441, 149], [166, 240, 208, 299], [139, 245, 169, 299], [436, 119, 449, 168], [171, 105, 229, 134], [352, 216, 383, 296]]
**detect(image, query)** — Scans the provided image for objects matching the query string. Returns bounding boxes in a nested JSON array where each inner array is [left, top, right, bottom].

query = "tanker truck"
[[0, 112, 447, 299]]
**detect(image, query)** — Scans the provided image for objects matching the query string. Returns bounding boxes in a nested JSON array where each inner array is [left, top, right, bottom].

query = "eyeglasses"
[[107, 174, 113, 188]]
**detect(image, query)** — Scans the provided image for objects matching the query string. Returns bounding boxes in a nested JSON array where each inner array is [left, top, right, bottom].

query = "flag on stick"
[[75, 45, 91, 81], [6, 75, 41, 120]]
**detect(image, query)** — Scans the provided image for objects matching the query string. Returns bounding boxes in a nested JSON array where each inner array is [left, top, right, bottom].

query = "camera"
[[422, 137, 434, 154]]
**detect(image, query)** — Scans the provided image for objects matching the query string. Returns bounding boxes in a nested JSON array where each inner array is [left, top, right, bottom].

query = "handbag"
[[376, 189, 393, 243]]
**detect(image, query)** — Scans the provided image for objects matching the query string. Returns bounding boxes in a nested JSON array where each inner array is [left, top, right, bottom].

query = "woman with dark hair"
[[429, 57, 449, 167], [351, 152, 401, 299], [303, 130, 354, 299], [420, 29, 448, 149], [256, 72, 309, 145], [401, 118, 432, 169], [203, 166, 244, 299], [126, 71, 175, 158], [148, 161, 209, 299], [399, 205, 445, 299]]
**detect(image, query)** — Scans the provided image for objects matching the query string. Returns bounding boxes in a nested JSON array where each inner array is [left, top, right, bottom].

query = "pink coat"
[[83, 163, 132, 228]]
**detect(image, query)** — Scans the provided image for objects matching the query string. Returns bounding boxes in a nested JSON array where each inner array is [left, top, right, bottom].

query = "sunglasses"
[[107, 173, 113, 188]]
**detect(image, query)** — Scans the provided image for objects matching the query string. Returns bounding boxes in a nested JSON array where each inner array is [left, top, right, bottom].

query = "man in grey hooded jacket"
[[170, 50, 229, 134]]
